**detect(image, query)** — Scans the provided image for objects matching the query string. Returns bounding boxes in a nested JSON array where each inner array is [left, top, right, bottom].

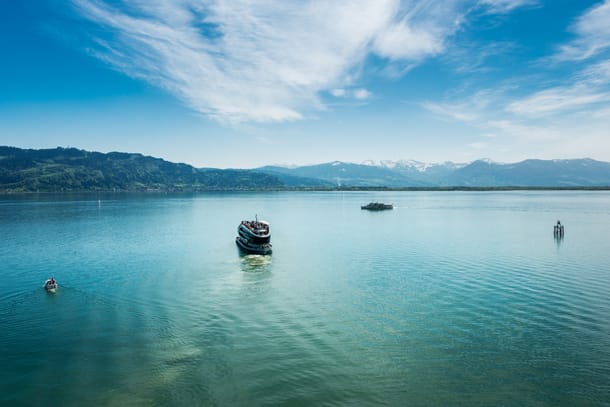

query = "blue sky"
[[1, 0, 610, 168]]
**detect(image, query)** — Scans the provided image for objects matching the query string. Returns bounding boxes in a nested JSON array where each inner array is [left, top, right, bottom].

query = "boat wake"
[[240, 254, 272, 273]]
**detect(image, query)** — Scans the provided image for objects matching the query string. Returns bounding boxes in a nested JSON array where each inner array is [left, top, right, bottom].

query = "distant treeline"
[[0, 146, 282, 193]]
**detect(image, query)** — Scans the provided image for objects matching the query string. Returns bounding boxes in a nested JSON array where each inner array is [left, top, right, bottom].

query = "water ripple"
[[2, 192, 610, 405]]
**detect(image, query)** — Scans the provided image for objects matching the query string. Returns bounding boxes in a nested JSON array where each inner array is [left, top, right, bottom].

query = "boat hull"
[[236, 236, 272, 255], [361, 202, 393, 210]]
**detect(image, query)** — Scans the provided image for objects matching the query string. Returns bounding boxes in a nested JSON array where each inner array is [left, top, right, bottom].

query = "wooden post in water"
[[554, 220, 564, 238]]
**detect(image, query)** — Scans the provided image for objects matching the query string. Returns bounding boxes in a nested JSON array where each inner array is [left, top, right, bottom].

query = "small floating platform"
[[361, 202, 393, 211]]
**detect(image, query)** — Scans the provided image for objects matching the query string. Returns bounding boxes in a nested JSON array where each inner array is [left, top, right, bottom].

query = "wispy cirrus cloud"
[[506, 59, 610, 117], [75, 0, 390, 123], [418, 1, 610, 161], [421, 100, 480, 123], [554, 0, 610, 61], [506, 85, 610, 116], [424, 65, 610, 138], [443, 40, 518, 74], [426, 2, 610, 125], [71, 0, 531, 123], [371, 1, 466, 61], [422, 87, 577, 159], [422, 70, 610, 159], [477, 0, 539, 14], [421, 87, 504, 123], [502, 0, 610, 118]]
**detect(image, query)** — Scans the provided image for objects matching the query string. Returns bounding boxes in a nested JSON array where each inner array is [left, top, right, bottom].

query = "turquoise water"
[[1, 191, 610, 406]]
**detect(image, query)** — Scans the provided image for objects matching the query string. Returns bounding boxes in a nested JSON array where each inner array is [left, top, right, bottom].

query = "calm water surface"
[[1, 191, 610, 406]]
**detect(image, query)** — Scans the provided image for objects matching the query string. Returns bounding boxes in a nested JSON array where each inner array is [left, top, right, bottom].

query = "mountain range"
[[1, 146, 610, 192], [256, 158, 610, 187]]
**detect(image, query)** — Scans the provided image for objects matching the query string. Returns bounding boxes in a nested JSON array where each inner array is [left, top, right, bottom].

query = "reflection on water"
[[555, 233, 565, 247], [239, 254, 272, 273], [2, 191, 610, 406]]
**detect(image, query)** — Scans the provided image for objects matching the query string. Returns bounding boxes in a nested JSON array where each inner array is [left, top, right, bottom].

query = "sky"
[[1, 0, 610, 168]]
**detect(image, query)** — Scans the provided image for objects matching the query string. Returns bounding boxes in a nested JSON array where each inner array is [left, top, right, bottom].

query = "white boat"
[[44, 278, 58, 293]]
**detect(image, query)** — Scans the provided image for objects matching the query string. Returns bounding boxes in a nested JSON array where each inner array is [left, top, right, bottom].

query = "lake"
[[1, 191, 610, 406]]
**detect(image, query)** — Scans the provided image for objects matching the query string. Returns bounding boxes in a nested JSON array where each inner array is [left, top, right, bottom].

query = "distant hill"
[[447, 159, 610, 186], [2, 146, 609, 191], [257, 158, 610, 187], [365, 160, 466, 185], [257, 161, 428, 187], [0, 146, 284, 192], [254, 167, 335, 187]]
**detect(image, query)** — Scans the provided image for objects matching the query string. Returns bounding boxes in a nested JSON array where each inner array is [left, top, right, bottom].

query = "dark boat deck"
[[361, 202, 393, 210]]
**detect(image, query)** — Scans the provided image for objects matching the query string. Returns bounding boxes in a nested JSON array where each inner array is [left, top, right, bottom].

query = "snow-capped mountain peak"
[[360, 159, 466, 172]]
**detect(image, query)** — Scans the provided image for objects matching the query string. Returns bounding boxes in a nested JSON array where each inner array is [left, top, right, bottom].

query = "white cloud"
[[555, 0, 610, 61], [423, 79, 610, 161], [506, 85, 610, 116], [353, 88, 372, 100], [72, 0, 534, 123], [484, 119, 559, 142], [330, 89, 347, 98], [422, 101, 479, 122], [491, 1, 610, 139], [372, 1, 480, 62], [506, 59, 610, 117], [580, 59, 610, 84], [372, 18, 445, 61], [422, 88, 500, 123], [330, 87, 371, 100], [417, 1, 610, 162], [478, 0, 539, 14], [74, 0, 397, 123]]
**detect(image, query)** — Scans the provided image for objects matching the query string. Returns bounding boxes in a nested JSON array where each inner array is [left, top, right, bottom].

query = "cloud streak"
[[421, 0, 610, 161], [72, 0, 531, 123], [507, 59, 610, 117], [73, 0, 397, 122], [506, 85, 610, 116], [554, 0, 610, 61], [477, 0, 539, 14]]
